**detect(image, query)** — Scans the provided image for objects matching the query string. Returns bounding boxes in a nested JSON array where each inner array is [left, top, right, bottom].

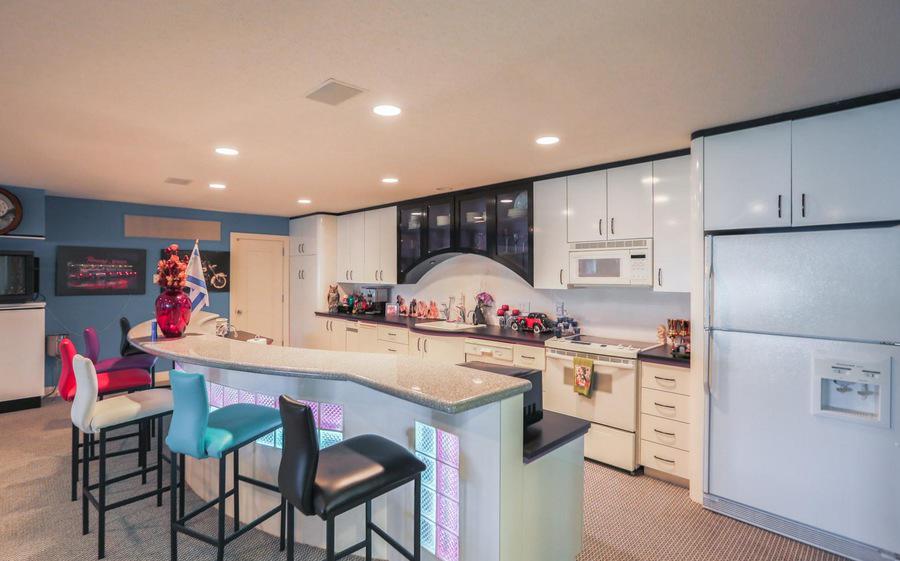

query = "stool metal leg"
[[279, 499, 286, 552], [98, 430, 107, 559], [140, 421, 148, 485], [365, 500, 373, 561], [286, 503, 294, 561], [170, 451, 178, 561], [178, 453, 186, 518], [217, 457, 226, 561], [82, 431, 90, 536], [326, 514, 336, 561], [233, 449, 240, 531], [156, 417, 164, 507], [414, 475, 421, 561], [72, 424, 80, 501]]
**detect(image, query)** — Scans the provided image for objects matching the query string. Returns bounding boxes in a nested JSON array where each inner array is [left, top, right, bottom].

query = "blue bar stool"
[[279, 395, 426, 561], [70, 355, 174, 559], [166, 371, 285, 561]]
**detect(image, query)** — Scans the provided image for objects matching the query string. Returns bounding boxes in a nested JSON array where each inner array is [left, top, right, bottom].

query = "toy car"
[[511, 312, 555, 334]]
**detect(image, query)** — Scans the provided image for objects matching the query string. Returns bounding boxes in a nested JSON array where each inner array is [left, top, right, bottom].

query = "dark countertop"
[[523, 411, 591, 464], [314, 311, 553, 347], [638, 344, 691, 368]]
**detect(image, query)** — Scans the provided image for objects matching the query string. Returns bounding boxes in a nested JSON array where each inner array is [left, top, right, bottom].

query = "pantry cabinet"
[[566, 170, 608, 242], [533, 177, 569, 289], [289, 255, 318, 346], [652, 156, 691, 293], [791, 99, 900, 227], [288, 215, 336, 349], [607, 162, 653, 240], [362, 206, 397, 284]]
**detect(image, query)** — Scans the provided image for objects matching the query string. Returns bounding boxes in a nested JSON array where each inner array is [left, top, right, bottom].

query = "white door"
[[377, 206, 397, 284], [607, 162, 653, 240], [289, 255, 318, 347], [703, 122, 792, 231], [652, 156, 691, 292], [533, 177, 569, 289], [336, 215, 352, 282], [792, 99, 900, 227], [566, 170, 608, 242], [348, 213, 366, 283], [230, 233, 288, 345]]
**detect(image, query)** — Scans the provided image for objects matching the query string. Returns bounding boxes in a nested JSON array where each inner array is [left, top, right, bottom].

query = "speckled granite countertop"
[[129, 317, 530, 414]]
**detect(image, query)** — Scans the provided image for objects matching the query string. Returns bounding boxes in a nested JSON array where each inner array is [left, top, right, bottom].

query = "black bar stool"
[[279, 395, 426, 561]]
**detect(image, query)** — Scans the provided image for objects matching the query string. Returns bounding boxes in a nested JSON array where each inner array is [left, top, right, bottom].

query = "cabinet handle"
[[657, 268, 662, 287], [598, 218, 603, 235], [521, 354, 535, 360], [777, 195, 782, 219], [387, 348, 397, 353], [611, 217, 615, 235], [654, 402, 676, 412], [298, 243, 303, 253], [653, 428, 676, 437], [654, 375, 676, 384], [424, 339, 429, 353], [388, 332, 397, 337], [801, 193, 806, 218], [350, 270, 353, 281], [345, 270, 349, 280], [653, 455, 676, 465], [298, 269, 302, 280], [417, 337, 421, 352], [559, 268, 564, 286]]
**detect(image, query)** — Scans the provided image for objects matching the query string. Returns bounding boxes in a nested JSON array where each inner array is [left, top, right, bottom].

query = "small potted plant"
[[154, 244, 191, 337]]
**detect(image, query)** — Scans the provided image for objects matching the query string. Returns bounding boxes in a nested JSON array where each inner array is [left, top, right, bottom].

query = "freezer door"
[[710, 225, 900, 343], [707, 330, 900, 553]]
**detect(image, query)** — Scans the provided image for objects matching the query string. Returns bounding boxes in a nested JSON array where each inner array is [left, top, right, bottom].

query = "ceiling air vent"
[[305, 78, 365, 106], [164, 177, 192, 186]]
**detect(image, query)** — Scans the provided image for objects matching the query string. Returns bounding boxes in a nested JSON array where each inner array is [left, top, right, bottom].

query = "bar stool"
[[84, 326, 157, 375], [59, 338, 155, 501], [70, 355, 173, 559], [279, 395, 426, 561], [166, 371, 284, 561]]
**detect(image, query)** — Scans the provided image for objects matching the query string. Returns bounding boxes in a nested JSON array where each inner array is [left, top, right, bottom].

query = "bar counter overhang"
[[129, 314, 585, 561]]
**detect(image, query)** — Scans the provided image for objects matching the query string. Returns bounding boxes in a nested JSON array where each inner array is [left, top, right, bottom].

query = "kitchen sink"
[[414, 321, 483, 332]]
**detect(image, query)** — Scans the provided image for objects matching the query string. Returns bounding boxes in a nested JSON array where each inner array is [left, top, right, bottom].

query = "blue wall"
[[0, 188, 288, 385]]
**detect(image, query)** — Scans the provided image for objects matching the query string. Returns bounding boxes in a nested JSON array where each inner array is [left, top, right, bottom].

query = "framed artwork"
[[160, 249, 230, 293], [56, 246, 147, 296]]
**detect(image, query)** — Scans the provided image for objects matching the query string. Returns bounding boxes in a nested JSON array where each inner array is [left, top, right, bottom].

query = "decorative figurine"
[[553, 315, 580, 338], [427, 300, 439, 319], [473, 292, 494, 325], [510, 312, 555, 334], [327, 285, 340, 313], [496, 304, 522, 329], [396, 295, 407, 316], [409, 298, 417, 317], [657, 324, 668, 344]]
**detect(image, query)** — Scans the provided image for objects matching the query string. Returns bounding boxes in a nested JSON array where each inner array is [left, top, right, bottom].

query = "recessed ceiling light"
[[535, 136, 560, 145], [373, 104, 402, 117], [214, 147, 239, 156], [382, 177, 399, 184], [209, 183, 227, 190], [297, 198, 312, 204]]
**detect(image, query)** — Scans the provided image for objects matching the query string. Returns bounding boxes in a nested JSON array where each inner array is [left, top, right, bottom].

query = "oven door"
[[543, 349, 637, 432], [568, 250, 631, 285]]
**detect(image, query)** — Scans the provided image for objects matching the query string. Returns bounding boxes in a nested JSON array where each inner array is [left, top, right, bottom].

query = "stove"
[[544, 334, 659, 359]]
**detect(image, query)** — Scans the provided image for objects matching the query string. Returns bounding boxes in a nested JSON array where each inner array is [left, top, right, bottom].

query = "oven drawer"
[[641, 362, 691, 396], [464, 340, 514, 362], [377, 326, 408, 345], [640, 440, 689, 479], [585, 423, 637, 471], [641, 388, 690, 423], [640, 414, 690, 452], [514, 346, 545, 370]]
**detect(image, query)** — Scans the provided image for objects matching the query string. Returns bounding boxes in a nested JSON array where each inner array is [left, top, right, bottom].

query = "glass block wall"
[[415, 421, 460, 561], [206, 382, 344, 450]]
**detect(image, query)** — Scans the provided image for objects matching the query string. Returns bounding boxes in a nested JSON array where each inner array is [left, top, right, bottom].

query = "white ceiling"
[[2, 0, 900, 217]]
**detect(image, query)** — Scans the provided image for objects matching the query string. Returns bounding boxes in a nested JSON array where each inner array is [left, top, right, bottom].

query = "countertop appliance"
[[568, 239, 652, 286], [704, 226, 900, 561], [543, 334, 659, 471], [460, 360, 542, 426], [360, 286, 389, 315], [0, 250, 35, 304]]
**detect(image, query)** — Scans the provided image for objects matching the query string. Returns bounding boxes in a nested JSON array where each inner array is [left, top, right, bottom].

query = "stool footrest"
[[237, 473, 279, 493], [86, 463, 160, 490], [369, 522, 416, 561], [224, 504, 283, 545], [323, 538, 367, 561], [181, 489, 236, 523]]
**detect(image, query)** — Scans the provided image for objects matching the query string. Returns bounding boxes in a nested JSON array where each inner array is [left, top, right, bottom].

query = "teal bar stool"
[[166, 371, 285, 561]]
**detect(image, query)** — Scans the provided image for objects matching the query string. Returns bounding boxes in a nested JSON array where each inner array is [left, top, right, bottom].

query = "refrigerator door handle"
[[704, 235, 714, 329]]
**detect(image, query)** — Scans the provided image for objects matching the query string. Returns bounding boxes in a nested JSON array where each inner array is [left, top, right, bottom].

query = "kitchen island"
[[130, 316, 585, 561]]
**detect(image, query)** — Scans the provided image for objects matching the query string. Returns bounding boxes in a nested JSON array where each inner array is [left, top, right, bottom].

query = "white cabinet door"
[[348, 213, 366, 283], [421, 335, 466, 363], [330, 319, 349, 351], [363, 211, 381, 284], [704, 122, 791, 231], [311, 316, 331, 350], [289, 216, 319, 256], [652, 156, 691, 293], [358, 323, 379, 353], [336, 215, 352, 282], [533, 177, 569, 289], [566, 170, 608, 242], [289, 255, 318, 347], [377, 206, 397, 284], [607, 162, 653, 240], [792, 100, 900, 227]]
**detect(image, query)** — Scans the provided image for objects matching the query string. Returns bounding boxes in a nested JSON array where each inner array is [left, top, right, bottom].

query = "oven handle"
[[545, 353, 634, 370]]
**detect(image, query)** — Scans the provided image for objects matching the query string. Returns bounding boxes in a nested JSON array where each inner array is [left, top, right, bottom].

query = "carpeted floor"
[[1, 398, 845, 561]]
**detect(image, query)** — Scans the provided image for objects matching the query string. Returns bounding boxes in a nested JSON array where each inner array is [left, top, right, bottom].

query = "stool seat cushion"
[[61, 368, 152, 401], [89, 388, 173, 432], [205, 404, 282, 458], [313, 434, 426, 517], [94, 353, 156, 373]]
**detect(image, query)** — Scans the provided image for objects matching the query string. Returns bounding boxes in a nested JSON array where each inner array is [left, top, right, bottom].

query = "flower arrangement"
[[476, 291, 494, 307], [155, 244, 187, 290]]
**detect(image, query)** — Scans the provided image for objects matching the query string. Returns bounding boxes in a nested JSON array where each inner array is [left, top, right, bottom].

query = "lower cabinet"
[[375, 340, 408, 354], [312, 317, 351, 351], [639, 361, 692, 481], [410, 334, 466, 363]]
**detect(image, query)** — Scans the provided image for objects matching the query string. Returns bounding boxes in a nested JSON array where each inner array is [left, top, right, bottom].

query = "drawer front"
[[640, 440, 689, 479], [641, 362, 691, 396], [640, 414, 690, 452], [377, 326, 409, 345], [376, 340, 408, 355], [514, 346, 545, 370], [584, 423, 637, 471], [640, 387, 690, 423], [464, 340, 514, 362]]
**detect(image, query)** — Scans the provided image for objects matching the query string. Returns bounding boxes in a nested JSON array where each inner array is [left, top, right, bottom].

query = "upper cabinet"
[[426, 197, 455, 256], [703, 122, 792, 231], [533, 177, 569, 289], [566, 170, 608, 242], [456, 191, 493, 255], [607, 162, 654, 240], [336, 213, 365, 282], [652, 156, 691, 293], [792, 99, 900, 227], [337, 207, 397, 284], [289, 214, 335, 256]]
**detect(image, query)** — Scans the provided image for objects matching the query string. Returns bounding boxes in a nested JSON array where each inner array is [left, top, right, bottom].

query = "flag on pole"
[[186, 241, 210, 312]]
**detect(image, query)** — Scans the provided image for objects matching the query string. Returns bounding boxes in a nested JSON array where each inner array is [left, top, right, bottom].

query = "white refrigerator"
[[704, 225, 900, 561]]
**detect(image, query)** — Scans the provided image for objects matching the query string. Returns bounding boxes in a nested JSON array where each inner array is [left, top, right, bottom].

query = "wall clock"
[[0, 187, 24, 235]]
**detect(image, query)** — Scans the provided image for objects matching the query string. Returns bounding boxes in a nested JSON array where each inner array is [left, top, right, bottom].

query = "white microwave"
[[568, 239, 652, 286]]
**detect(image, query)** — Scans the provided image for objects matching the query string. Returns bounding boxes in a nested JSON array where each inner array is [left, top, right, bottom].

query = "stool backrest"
[[166, 371, 210, 458], [83, 327, 101, 364], [58, 338, 79, 402], [278, 395, 319, 516], [119, 317, 134, 356], [71, 354, 99, 433]]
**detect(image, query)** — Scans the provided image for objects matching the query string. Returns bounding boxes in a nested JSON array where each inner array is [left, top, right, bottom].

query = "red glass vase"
[[155, 287, 192, 338]]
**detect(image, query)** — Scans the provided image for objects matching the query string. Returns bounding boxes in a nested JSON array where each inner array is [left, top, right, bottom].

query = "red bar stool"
[[59, 338, 154, 501]]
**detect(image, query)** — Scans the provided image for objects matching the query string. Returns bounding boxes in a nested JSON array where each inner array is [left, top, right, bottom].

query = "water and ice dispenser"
[[812, 356, 892, 428]]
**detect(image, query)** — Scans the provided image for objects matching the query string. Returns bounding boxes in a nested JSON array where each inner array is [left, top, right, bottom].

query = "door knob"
[[236, 309, 243, 315]]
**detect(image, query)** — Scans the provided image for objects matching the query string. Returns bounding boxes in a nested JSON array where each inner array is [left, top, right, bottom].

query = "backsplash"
[[375, 254, 689, 343]]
